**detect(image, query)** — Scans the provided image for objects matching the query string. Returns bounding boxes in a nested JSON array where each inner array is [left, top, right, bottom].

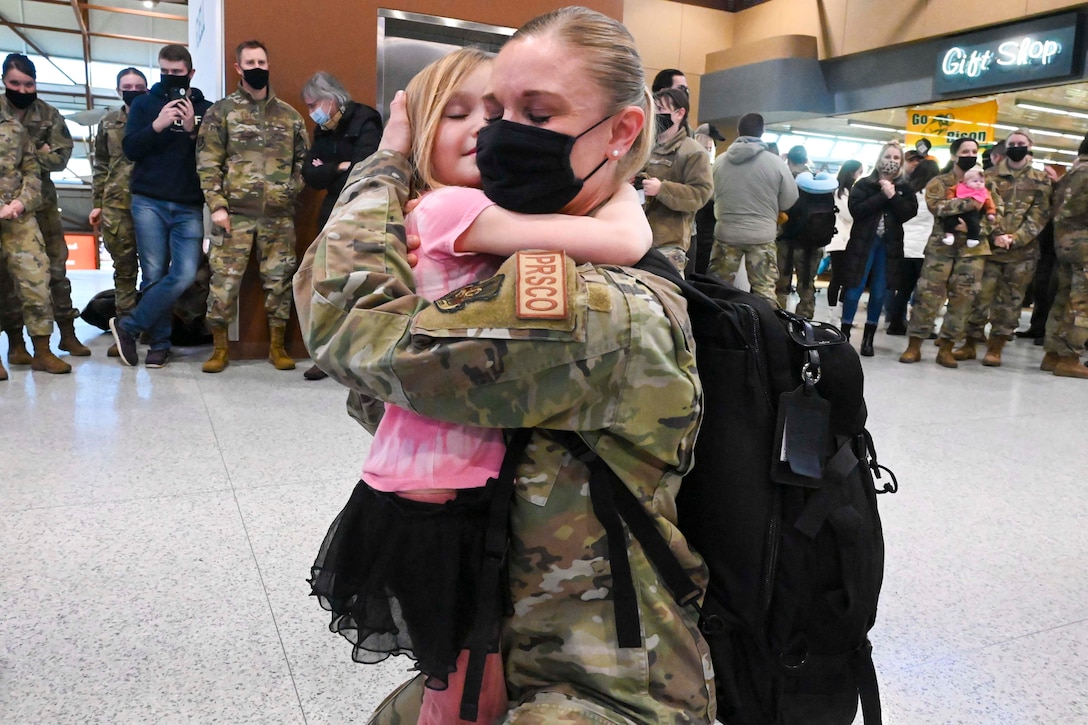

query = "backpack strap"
[[459, 428, 532, 722]]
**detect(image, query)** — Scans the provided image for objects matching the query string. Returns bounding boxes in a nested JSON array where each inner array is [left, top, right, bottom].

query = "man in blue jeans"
[[110, 44, 212, 368]]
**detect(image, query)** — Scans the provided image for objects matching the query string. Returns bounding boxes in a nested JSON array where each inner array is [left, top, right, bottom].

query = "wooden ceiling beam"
[[69, 0, 93, 108], [4, 21, 184, 46], [0, 10, 83, 86]]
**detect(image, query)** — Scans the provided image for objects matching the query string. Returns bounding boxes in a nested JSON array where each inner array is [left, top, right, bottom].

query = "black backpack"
[[782, 189, 838, 250], [543, 251, 897, 724]]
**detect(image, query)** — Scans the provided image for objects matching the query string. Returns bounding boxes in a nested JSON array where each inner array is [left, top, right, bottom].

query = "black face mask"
[[242, 67, 269, 91], [121, 89, 147, 107], [655, 112, 674, 136], [1005, 146, 1030, 163], [956, 156, 978, 172], [5, 88, 37, 110], [476, 116, 612, 215], [160, 73, 190, 91]]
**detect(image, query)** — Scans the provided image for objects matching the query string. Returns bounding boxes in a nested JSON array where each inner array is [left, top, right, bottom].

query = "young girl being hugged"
[[308, 48, 652, 725]]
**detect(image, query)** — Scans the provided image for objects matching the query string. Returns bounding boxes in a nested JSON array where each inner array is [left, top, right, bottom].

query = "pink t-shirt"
[[362, 186, 505, 492]]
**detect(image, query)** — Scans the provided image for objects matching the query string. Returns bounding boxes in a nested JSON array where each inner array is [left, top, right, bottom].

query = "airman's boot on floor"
[[1053, 355, 1088, 379], [0, 357, 7, 381], [57, 318, 90, 356], [1040, 351, 1060, 372], [936, 339, 959, 368], [899, 336, 923, 363], [981, 336, 1007, 367], [202, 326, 229, 373], [268, 323, 296, 370], [951, 339, 977, 361], [5, 327, 32, 365], [30, 335, 71, 374]]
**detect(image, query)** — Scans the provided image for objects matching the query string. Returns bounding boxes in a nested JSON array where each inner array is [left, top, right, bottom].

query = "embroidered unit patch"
[[434, 274, 504, 313], [515, 251, 568, 320]]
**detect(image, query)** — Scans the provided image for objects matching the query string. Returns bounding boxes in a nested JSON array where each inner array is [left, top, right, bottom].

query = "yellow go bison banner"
[[905, 100, 998, 148]]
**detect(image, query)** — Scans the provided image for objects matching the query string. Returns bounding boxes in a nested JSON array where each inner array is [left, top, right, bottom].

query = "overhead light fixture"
[[143, 0, 158, 8], [1014, 98, 1088, 120], [845, 120, 906, 133]]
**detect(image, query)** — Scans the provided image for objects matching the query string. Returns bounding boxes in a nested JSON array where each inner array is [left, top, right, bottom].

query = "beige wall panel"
[[733, 0, 822, 46], [816, 0, 851, 58], [923, 0, 1026, 37], [624, 0, 686, 71], [1025, 0, 1088, 14], [841, 0, 927, 55], [679, 4, 735, 73]]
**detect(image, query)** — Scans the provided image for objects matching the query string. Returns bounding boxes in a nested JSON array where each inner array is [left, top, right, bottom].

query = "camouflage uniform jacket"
[[643, 126, 714, 251], [92, 105, 133, 210], [197, 85, 307, 218], [985, 159, 1052, 263], [1, 96, 72, 208], [0, 108, 42, 212], [1053, 155, 1088, 246], [294, 150, 713, 708], [923, 171, 994, 258]]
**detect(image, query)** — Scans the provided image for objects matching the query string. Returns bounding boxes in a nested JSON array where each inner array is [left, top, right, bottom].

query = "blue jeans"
[[842, 235, 888, 326], [123, 194, 204, 351]]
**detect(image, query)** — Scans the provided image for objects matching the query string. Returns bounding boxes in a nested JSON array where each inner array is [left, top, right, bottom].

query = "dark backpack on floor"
[[781, 189, 838, 250], [568, 251, 897, 725]]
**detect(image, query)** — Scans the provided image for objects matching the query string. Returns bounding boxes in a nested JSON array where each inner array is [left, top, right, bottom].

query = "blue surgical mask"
[[309, 107, 330, 126]]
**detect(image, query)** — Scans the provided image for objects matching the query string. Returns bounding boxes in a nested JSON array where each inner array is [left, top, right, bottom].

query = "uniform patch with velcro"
[[516, 250, 568, 320]]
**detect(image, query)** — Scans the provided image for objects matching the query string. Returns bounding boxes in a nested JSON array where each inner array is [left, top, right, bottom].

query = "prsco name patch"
[[515, 250, 568, 320]]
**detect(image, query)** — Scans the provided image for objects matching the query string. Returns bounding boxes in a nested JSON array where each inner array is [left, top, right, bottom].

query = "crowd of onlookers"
[[3, 51, 1085, 382], [639, 69, 1087, 379]]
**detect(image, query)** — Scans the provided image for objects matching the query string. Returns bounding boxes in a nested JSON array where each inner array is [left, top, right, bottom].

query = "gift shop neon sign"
[[941, 37, 1063, 79]]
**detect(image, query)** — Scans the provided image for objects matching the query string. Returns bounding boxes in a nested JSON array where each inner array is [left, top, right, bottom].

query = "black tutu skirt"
[[309, 480, 495, 689]]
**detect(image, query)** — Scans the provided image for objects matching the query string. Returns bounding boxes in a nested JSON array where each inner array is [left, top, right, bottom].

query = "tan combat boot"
[[981, 336, 1006, 367], [202, 326, 230, 373], [268, 323, 296, 370], [1053, 355, 1088, 379], [5, 327, 33, 365], [899, 336, 923, 363], [0, 356, 7, 381], [30, 335, 72, 374], [951, 339, 977, 361], [936, 339, 958, 368], [1040, 351, 1060, 372], [57, 318, 90, 356]]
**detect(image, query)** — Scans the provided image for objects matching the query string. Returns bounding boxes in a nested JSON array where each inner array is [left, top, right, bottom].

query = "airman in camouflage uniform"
[[0, 63, 86, 356], [197, 41, 308, 373], [901, 166, 992, 367], [0, 105, 69, 376], [296, 149, 716, 723], [1042, 150, 1088, 379], [91, 69, 147, 322], [957, 138, 1051, 366]]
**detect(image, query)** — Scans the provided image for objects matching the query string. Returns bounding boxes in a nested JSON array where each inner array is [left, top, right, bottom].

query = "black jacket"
[[123, 83, 212, 205], [843, 176, 918, 290], [302, 101, 383, 229]]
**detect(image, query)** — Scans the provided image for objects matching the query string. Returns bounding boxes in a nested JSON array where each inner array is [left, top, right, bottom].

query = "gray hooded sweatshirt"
[[712, 137, 798, 246]]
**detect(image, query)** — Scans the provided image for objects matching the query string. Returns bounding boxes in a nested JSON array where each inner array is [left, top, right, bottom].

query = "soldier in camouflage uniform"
[[296, 8, 716, 723], [0, 103, 70, 377], [901, 137, 992, 367], [954, 130, 1051, 366], [0, 54, 87, 357], [90, 68, 148, 356], [1041, 138, 1088, 379], [197, 40, 307, 374]]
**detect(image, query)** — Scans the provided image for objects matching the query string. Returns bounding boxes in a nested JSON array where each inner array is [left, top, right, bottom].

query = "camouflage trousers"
[[35, 204, 77, 321], [367, 434, 716, 724], [775, 242, 823, 319], [907, 251, 986, 342], [0, 215, 54, 336], [656, 244, 689, 278], [965, 256, 1038, 341], [707, 239, 780, 307], [206, 214, 297, 325], [1044, 236, 1088, 357], [101, 206, 139, 316]]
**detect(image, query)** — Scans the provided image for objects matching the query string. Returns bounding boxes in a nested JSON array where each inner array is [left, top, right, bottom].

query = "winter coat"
[[842, 175, 918, 289], [712, 137, 798, 246], [641, 126, 713, 253], [301, 101, 383, 229]]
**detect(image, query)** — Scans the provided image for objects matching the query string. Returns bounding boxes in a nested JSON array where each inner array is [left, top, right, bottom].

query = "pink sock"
[[418, 650, 507, 725]]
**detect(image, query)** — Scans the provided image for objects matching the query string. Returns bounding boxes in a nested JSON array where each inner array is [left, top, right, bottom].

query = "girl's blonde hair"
[[513, 7, 653, 182], [405, 47, 492, 195]]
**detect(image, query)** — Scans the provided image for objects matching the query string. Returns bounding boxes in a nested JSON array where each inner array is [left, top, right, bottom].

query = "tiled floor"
[[1, 270, 1085, 724]]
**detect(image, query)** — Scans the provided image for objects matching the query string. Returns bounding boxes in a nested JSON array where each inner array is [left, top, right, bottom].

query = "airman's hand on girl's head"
[[378, 90, 412, 156]]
